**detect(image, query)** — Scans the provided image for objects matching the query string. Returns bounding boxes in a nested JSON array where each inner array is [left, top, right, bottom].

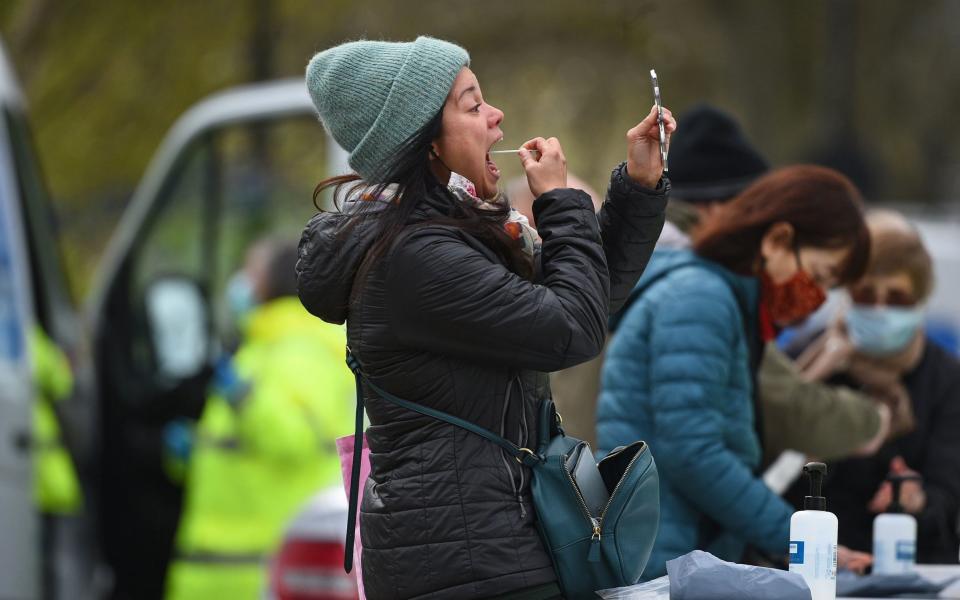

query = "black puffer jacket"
[[297, 164, 667, 599]]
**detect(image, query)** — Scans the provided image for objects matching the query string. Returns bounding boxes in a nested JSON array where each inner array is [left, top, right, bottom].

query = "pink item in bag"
[[337, 433, 370, 600]]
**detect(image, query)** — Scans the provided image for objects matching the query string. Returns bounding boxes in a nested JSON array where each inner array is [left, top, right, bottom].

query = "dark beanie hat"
[[668, 104, 769, 203]]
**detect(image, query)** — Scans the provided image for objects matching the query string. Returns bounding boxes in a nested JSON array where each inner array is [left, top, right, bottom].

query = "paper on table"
[[596, 576, 670, 599]]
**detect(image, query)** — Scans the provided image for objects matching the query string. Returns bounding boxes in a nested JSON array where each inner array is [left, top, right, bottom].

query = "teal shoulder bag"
[[343, 350, 660, 599]]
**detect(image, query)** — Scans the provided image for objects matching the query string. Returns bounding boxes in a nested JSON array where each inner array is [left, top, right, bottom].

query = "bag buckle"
[[345, 346, 361, 373], [515, 447, 538, 464]]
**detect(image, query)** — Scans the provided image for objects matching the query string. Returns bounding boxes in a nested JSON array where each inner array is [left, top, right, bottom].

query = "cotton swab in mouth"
[[489, 149, 541, 156]]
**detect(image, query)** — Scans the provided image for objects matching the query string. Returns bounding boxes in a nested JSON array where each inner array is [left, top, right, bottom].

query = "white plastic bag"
[[667, 551, 811, 600]]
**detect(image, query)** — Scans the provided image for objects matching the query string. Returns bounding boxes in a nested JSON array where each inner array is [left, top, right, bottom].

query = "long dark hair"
[[313, 110, 533, 279], [693, 165, 871, 284]]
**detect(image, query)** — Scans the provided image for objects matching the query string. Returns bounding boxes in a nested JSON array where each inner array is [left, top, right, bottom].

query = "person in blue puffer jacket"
[[597, 165, 873, 579]]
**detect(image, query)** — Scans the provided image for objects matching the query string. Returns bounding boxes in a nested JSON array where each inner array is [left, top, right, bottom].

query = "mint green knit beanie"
[[305, 36, 470, 181]]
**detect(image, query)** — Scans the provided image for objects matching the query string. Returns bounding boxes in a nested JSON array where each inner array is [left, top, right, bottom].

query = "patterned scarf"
[[349, 173, 542, 259], [446, 172, 541, 258]]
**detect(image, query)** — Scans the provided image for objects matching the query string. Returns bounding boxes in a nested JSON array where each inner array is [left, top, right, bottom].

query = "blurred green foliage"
[[2, 0, 959, 297]]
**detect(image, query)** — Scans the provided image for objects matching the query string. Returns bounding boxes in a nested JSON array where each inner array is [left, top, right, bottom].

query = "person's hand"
[[212, 355, 250, 406], [837, 545, 873, 575], [520, 137, 567, 198], [868, 456, 926, 514], [625, 104, 677, 188], [162, 418, 195, 462]]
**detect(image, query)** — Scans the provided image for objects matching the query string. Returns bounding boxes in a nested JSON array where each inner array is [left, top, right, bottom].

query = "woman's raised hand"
[[626, 104, 677, 189], [520, 137, 567, 198]]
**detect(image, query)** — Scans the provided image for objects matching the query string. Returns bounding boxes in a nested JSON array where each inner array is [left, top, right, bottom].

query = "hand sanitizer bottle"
[[789, 462, 838, 600], [872, 475, 919, 574]]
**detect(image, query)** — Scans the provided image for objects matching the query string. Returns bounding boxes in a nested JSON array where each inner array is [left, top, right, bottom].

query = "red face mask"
[[760, 252, 828, 326]]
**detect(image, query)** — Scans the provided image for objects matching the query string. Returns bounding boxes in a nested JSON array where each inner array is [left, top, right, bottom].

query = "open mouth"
[[486, 137, 503, 180], [485, 152, 501, 179]]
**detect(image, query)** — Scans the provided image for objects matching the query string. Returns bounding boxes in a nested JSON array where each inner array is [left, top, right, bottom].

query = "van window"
[[208, 118, 322, 341], [128, 137, 215, 377]]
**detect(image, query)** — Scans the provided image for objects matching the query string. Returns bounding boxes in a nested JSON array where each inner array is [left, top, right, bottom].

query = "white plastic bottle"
[[789, 462, 838, 600], [872, 475, 919, 574]]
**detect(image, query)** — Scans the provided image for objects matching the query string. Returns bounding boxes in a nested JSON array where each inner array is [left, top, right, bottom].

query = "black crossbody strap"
[[345, 350, 541, 466], [343, 366, 365, 573]]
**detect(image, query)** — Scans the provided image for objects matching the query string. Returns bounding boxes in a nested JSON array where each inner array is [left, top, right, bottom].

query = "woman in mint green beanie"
[[298, 36, 676, 599]]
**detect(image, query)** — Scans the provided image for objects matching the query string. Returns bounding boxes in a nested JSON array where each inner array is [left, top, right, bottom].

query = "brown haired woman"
[[596, 165, 871, 579]]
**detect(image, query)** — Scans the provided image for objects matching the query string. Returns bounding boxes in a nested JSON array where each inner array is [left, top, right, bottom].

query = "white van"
[[0, 37, 41, 600], [0, 40, 98, 600]]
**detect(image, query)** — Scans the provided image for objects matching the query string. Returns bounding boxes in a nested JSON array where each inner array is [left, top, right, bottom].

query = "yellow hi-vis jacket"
[[165, 297, 354, 600], [31, 326, 82, 515]]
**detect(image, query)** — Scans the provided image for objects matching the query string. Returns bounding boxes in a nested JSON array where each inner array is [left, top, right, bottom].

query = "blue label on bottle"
[[789, 541, 805, 564], [896, 540, 915, 561]]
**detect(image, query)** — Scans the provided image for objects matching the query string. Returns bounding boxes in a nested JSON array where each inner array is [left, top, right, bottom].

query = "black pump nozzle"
[[803, 462, 828, 511], [887, 474, 923, 514]]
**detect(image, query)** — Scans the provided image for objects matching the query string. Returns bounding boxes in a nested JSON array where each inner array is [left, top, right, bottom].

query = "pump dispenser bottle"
[[872, 474, 919, 574], [789, 462, 839, 600]]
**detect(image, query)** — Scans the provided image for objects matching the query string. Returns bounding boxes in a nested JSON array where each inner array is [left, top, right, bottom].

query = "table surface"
[[837, 564, 960, 600]]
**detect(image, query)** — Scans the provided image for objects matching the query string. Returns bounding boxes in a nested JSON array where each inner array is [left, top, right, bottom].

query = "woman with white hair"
[[796, 210, 960, 564]]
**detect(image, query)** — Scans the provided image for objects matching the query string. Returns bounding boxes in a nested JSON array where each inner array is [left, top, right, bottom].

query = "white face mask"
[[845, 304, 925, 356], [226, 271, 256, 323]]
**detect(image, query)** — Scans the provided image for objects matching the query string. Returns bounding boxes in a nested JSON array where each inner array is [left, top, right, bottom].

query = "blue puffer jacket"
[[596, 249, 792, 579]]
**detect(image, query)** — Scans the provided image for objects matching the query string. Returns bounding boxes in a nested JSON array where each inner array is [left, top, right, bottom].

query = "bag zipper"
[[599, 443, 648, 522], [561, 443, 649, 563], [561, 457, 603, 562]]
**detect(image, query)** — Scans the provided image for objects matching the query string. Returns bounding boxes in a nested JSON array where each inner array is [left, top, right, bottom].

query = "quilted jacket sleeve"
[[385, 188, 609, 372], [641, 276, 793, 554], [596, 163, 668, 314]]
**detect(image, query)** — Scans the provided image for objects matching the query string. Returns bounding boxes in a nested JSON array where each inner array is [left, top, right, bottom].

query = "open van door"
[[87, 79, 346, 599]]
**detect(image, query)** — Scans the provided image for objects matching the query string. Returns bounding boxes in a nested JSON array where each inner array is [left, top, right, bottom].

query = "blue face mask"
[[846, 304, 925, 356], [226, 272, 257, 323]]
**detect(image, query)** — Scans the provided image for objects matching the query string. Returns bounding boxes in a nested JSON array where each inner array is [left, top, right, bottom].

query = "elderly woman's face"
[[849, 272, 918, 308], [432, 68, 504, 200]]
